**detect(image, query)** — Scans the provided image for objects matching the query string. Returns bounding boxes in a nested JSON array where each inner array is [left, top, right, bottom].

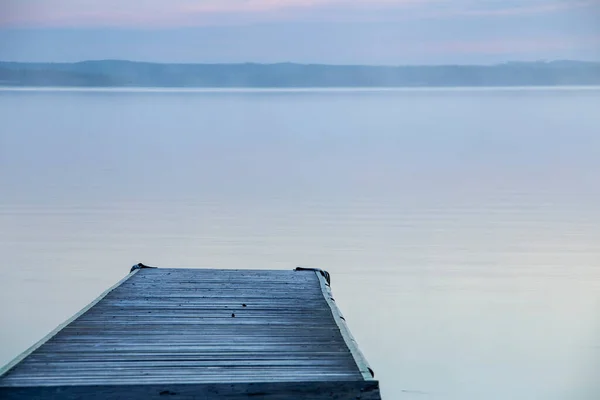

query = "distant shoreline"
[[1, 60, 600, 87]]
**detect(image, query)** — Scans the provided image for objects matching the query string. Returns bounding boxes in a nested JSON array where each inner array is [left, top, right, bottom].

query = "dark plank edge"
[[0, 380, 381, 400], [0, 269, 141, 378], [313, 271, 376, 381]]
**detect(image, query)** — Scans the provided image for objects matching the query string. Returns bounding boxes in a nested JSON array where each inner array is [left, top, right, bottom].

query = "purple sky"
[[1, 0, 599, 64]]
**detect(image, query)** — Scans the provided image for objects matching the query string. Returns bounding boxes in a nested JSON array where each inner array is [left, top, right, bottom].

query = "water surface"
[[1, 88, 599, 399]]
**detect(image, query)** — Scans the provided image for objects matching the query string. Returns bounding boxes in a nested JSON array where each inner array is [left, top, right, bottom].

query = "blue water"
[[1, 88, 599, 399]]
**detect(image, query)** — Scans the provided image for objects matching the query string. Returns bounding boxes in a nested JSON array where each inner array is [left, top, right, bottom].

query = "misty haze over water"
[[1, 88, 599, 399]]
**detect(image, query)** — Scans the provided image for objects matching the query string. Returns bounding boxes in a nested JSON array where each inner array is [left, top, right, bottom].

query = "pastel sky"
[[1, 0, 599, 64]]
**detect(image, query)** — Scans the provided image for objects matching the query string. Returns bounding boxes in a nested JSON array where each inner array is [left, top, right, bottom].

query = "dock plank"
[[0, 267, 380, 399]]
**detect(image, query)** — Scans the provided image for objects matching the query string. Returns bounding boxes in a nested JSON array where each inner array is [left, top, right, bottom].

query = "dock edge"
[[0, 268, 141, 378], [301, 268, 376, 381]]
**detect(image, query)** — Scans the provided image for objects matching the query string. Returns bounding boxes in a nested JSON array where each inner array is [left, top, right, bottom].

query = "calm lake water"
[[1, 87, 599, 399]]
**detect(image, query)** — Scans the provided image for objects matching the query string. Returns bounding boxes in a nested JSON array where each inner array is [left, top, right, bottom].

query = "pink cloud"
[[454, 0, 597, 18], [0, 0, 430, 28], [0, 0, 597, 28]]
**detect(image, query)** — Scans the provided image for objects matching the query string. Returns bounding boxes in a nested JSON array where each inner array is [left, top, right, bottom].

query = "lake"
[[1, 87, 599, 399]]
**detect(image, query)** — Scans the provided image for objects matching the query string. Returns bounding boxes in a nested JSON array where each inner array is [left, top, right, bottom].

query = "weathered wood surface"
[[0, 267, 380, 399]]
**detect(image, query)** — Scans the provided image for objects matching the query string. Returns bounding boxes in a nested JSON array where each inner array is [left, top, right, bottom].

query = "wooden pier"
[[0, 265, 381, 399]]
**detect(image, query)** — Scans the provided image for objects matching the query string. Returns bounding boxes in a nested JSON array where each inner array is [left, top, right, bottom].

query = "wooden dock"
[[0, 265, 381, 399]]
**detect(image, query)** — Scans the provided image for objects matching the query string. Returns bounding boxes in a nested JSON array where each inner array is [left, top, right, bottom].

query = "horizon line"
[[2, 59, 600, 68]]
